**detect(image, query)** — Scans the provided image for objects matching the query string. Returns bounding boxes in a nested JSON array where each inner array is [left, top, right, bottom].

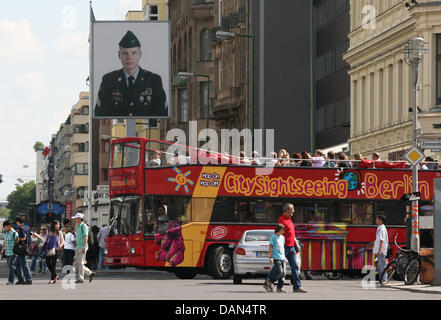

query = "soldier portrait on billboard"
[[94, 31, 168, 118]]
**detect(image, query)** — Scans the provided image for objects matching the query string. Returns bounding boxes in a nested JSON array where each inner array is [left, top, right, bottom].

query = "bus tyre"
[[208, 246, 233, 279], [233, 275, 243, 284], [173, 268, 198, 279]]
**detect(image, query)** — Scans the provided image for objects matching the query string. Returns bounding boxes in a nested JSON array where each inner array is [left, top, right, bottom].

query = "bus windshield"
[[112, 141, 141, 168], [108, 195, 143, 235]]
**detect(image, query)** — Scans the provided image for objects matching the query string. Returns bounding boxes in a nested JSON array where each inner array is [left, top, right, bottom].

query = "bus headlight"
[[104, 248, 108, 255], [130, 247, 135, 255]]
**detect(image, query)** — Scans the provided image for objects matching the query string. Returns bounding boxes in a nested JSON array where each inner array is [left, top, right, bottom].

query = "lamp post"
[[216, 31, 254, 139], [177, 72, 211, 131], [405, 37, 427, 252]]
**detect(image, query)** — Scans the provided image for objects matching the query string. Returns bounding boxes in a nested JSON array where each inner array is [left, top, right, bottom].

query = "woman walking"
[[45, 222, 60, 284], [63, 225, 76, 273]]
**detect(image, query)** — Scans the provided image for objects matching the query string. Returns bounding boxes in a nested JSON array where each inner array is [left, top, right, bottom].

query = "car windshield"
[[244, 230, 273, 242], [108, 195, 142, 235]]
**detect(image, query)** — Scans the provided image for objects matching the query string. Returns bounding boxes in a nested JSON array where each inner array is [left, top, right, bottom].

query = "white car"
[[233, 229, 301, 284]]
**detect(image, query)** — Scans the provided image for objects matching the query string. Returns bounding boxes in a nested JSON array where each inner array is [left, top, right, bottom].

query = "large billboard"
[[92, 21, 170, 119]]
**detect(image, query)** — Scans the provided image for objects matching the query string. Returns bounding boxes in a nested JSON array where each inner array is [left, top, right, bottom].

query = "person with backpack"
[[86, 225, 99, 270], [13, 217, 33, 285], [72, 213, 96, 283]]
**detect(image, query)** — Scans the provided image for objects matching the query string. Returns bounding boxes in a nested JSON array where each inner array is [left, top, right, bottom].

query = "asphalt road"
[[0, 260, 440, 300]]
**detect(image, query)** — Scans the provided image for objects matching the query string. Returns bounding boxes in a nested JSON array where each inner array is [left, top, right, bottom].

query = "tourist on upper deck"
[[425, 156, 436, 170], [148, 151, 161, 167], [352, 153, 363, 168], [300, 151, 312, 167], [311, 149, 326, 168], [276, 149, 290, 167], [251, 151, 262, 166], [323, 151, 336, 168], [372, 152, 381, 161], [337, 152, 350, 168], [291, 152, 302, 167]]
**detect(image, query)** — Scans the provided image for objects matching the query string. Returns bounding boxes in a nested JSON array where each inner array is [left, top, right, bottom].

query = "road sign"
[[401, 192, 421, 202], [421, 140, 441, 150], [404, 146, 425, 166], [97, 185, 109, 191]]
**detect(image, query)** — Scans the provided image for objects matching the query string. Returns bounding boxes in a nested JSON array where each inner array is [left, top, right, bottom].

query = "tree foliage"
[[6, 181, 36, 220], [0, 207, 10, 218], [34, 141, 44, 152]]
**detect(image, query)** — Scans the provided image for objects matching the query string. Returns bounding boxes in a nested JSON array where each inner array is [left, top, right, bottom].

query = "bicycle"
[[379, 234, 421, 285]]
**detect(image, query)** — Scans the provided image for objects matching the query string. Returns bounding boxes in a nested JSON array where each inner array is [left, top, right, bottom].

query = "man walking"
[[374, 215, 388, 283], [97, 225, 108, 270], [72, 213, 95, 283], [0, 221, 19, 285], [14, 217, 32, 285], [277, 203, 307, 293]]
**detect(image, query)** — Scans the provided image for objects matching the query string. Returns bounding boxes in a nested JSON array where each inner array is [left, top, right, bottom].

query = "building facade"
[[35, 147, 48, 204], [345, 0, 441, 160], [53, 116, 73, 215], [314, 0, 351, 149], [164, 0, 216, 144], [70, 92, 90, 213]]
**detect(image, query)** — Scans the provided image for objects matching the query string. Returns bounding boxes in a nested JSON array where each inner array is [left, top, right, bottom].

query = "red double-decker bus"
[[104, 137, 437, 279]]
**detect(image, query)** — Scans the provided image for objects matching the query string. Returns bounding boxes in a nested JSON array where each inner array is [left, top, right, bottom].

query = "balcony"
[[191, 0, 214, 20], [212, 86, 245, 118]]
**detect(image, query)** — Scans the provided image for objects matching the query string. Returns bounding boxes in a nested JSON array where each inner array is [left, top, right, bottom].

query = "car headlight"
[[130, 247, 135, 255], [104, 248, 108, 255]]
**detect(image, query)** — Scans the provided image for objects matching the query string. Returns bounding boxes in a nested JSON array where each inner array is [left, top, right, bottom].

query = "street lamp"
[[216, 31, 254, 142], [404, 37, 427, 252], [177, 72, 211, 131]]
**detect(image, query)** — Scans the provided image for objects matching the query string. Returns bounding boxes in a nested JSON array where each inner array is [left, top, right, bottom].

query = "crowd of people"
[[239, 149, 439, 170], [1, 214, 108, 285], [146, 146, 439, 170]]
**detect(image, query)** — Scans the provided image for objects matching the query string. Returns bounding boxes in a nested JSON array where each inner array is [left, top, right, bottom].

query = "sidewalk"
[[387, 282, 441, 294]]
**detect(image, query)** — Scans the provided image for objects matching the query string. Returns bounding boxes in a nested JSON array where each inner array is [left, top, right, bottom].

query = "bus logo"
[[211, 226, 227, 240], [168, 166, 194, 194]]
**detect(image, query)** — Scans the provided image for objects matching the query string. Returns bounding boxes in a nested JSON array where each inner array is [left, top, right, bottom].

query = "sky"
[[0, 0, 142, 201]]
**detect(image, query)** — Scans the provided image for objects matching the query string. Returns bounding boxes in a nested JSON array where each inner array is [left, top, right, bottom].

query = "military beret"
[[119, 31, 141, 48]]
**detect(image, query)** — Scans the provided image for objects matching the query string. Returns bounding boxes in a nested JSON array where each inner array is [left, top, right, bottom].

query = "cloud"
[[54, 32, 88, 57], [14, 73, 46, 103], [0, 19, 42, 64]]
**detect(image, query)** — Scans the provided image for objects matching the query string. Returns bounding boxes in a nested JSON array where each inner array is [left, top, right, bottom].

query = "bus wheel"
[[173, 268, 198, 279], [233, 275, 243, 284], [208, 246, 233, 279]]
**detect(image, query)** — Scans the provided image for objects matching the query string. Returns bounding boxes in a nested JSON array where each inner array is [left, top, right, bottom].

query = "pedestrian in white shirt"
[[63, 225, 76, 273], [373, 215, 388, 283]]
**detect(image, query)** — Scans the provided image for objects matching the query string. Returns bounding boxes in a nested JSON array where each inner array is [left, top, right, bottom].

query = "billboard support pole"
[[88, 2, 94, 224], [126, 119, 136, 137]]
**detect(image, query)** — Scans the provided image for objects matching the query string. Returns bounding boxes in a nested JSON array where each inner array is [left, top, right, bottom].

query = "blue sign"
[[36, 202, 64, 215]]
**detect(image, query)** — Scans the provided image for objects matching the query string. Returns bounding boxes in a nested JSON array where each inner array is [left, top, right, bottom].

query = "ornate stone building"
[[164, 0, 250, 144], [345, 0, 441, 160]]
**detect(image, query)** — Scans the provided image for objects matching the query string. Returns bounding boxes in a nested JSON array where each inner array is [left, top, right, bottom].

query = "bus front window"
[[109, 196, 142, 235], [111, 142, 140, 168]]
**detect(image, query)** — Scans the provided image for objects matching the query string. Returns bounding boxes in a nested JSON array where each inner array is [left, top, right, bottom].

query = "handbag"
[[46, 248, 56, 257], [13, 241, 28, 256]]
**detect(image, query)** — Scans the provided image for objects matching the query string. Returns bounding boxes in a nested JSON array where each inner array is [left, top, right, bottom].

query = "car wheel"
[[208, 246, 233, 279], [233, 275, 242, 284]]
